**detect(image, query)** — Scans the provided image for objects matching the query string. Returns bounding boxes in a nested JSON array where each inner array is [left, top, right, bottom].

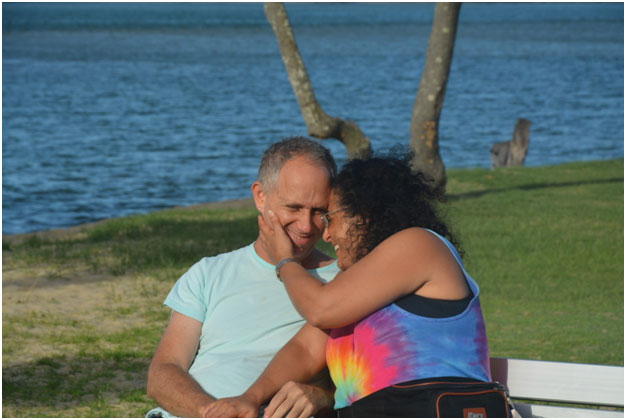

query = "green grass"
[[4, 206, 260, 277], [2, 159, 623, 417], [445, 159, 623, 365]]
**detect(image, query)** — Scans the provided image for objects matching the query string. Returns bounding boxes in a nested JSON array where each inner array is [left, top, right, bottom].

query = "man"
[[146, 137, 340, 418]]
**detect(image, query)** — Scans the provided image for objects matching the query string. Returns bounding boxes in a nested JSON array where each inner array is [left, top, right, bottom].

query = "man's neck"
[[253, 239, 334, 270], [301, 248, 335, 269]]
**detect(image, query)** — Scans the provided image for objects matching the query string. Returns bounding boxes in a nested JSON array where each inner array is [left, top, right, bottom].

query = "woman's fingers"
[[257, 211, 295, 263], [258, 213, 272, 233], [264, 381, 316, 418], [267, 209, 280, 227]]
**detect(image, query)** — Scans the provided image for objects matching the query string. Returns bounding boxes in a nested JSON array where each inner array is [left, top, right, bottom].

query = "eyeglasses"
[[320, 208, 347, 229]]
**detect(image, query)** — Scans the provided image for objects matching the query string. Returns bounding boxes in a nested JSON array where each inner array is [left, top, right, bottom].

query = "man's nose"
[[296, 210, 316, 233]]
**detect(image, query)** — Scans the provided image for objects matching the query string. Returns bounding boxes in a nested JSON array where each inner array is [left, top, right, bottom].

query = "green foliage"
[[2, 159, 623, 417]]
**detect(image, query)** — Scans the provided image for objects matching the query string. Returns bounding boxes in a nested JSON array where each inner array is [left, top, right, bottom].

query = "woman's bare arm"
[[203, 323, 330, 418], [259, 212, 468, 329]]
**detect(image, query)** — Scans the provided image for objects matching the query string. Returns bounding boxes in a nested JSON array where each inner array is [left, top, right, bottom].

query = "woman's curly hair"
[[332, 153, 463, 262]]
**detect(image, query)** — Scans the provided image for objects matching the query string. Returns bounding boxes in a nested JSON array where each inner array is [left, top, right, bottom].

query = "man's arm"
[[147, 311, 216, 418]]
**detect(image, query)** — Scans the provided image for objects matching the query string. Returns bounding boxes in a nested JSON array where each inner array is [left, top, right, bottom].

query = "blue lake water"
[[2, 3, 624, 234]]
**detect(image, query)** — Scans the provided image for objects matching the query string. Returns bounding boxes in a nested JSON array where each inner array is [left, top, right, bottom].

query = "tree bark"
[[409, 2, 461, 189], [490, 118, 532, 168], [264, 3, 372, 160]]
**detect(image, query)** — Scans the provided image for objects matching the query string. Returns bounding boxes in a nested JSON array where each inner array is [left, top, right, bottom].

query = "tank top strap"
[[424, 229, 480, 297]]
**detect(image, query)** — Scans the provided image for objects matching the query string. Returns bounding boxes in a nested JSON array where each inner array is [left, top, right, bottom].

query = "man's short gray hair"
[[258, 137, 337, 192]]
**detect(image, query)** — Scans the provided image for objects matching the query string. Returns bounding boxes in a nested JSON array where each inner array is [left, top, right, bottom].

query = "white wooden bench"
[[490, 357, 624, 418]]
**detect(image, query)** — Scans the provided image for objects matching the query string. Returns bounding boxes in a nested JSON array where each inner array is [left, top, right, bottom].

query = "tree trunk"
[[409, 2, 461, 190], [264, 3, 372, 160], [490, 118, 532, 168]]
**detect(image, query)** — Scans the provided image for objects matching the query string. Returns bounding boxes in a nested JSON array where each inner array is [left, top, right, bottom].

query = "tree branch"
[[265, 3, 372, 159]]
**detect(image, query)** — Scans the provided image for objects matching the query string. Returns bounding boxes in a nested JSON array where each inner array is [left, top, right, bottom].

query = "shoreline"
[[2, 197, 255, 245], [4, 157, 624, 244]]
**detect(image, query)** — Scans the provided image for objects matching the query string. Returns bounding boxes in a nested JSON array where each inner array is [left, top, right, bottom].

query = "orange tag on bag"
[[463, 407, 487, 417]]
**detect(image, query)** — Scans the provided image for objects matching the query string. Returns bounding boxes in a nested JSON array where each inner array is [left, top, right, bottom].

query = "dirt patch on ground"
[[3, 266, 165, 361], [2, 197, 255, 327], [2, 258, 170, 416]]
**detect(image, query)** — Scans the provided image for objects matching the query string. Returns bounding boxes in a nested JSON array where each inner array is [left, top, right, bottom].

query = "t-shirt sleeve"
[[164, 259, 210, 323]]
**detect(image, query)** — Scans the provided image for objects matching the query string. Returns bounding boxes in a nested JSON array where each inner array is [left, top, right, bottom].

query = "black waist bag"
[[391, 379, 513, 418]]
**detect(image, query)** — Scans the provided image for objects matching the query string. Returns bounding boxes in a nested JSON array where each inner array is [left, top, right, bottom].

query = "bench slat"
[[490, 357, 624, 407], [515, 403, 624, 418]]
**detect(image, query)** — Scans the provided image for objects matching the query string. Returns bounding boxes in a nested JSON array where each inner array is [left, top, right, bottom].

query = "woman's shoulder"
[[385, 226, 436, 244], [371, 227, 440, 258], [374, 227, 458, 263]]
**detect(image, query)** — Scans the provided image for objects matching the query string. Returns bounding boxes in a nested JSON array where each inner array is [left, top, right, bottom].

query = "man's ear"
[[251, 181, 265, 212]]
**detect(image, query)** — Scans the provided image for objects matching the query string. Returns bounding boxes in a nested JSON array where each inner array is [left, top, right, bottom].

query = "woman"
[[205, 154, 492, 417]]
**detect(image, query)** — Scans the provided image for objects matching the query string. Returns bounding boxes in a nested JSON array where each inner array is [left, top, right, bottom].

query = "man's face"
[[252, 156, 331, 265]]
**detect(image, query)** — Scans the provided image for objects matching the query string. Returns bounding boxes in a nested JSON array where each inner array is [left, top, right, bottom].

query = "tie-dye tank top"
[[325, 230, 491, 410]]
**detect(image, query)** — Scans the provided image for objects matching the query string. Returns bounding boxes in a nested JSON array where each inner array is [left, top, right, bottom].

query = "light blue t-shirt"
[[147, 243, 339, 418]]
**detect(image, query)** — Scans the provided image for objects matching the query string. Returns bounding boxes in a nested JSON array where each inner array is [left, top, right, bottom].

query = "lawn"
[[2, 159, 623, 417]]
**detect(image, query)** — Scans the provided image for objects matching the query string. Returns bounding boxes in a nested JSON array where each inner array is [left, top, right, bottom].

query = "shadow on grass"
[[2, 271, 119, 290], [6, 215, 260, 277], [446, 177, 623, 202], [2, 353, 152, 416]]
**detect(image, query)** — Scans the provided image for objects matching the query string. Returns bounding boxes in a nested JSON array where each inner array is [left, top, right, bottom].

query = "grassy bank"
[[2, 159, 623, 417]]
